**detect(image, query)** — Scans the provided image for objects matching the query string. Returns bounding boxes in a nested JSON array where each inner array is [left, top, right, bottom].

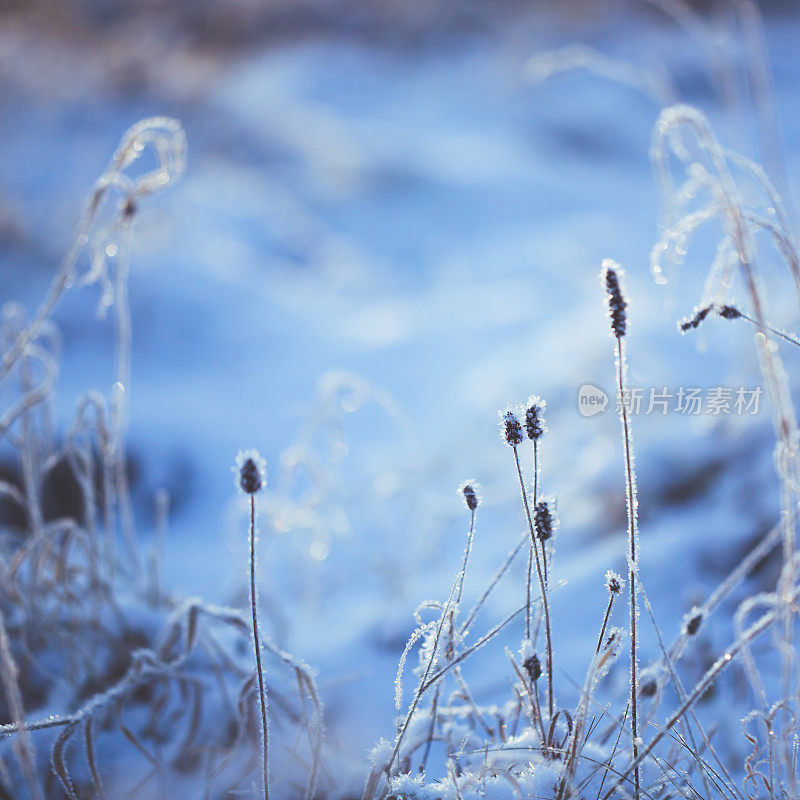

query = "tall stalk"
[[603, 262, 640, 800], [513, 448, 554, 720], [502, 407, 555, 722], [523, 399, 547, 643], [236, 451, 270, 800], [250, 494, 270, 800]]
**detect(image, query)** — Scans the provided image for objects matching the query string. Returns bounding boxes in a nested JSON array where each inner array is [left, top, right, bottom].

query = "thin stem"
[[422, 605, 525, 693], [507, 650, 547, 747], [525, 548, 533, 641], [460, 533, 527, 636], [386, 572, 463, 780], [534, 441, 547, 588], [454, 509, 476, 610], [638, 585, 722, 800], [512, 446, 554, 720], [595, 595, 615, 656], [559, 597, 622, 800], [526, 441, 545, 640], [250, 495, 270, 800], [596, 705, 628, 800], [418, 685, 440, 773], [737, 309, 800, 348], [601, 587, 796, 800], [615, 335, 640, 800], [531, 681, 547, 749]]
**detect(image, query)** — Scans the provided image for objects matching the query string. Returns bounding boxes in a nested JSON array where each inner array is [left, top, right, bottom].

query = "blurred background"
[[1, 0, 798, 784]]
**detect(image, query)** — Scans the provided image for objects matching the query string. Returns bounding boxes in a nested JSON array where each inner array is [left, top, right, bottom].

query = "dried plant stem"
[[595, 594, 615, 657], [249, 494, 270, 800], [454, 508, 476, 611], [525, 440, 545, 640], [601, 585, 799, 800], [385, 572, 461, 782], [526, 550, 533, 642], [421, 605, 525, 693], [534, 442, 548, 587], [460, 533, 527, 635], [638, 584, 723, 800], [0, 609, 43, 800], [418, 685, 441, 773], [507, 652, 547, 746], [596, 705, 628, 800], [731, 309, 800, 348], [559, 632, 620, 800], [421, 506, 478, 771], [615, 335, 640, 800], [512, 447, 554, 720]]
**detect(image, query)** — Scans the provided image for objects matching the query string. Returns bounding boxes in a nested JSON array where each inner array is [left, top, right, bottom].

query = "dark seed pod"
[[602, 260, 628, 338], [122, 197, 137, 219], [604, 570, 623, 595], [533, 500, 555, 542], [640, 678, 657, 698], [235, 450, 266, 495], [500, 409, 524, 447], [718, 304, 741, 320], [460, 482, 480, 512], [524, 396, 546, 441], [523, 653, 542, 683], [679, 305, 712, 332], [684, 608, 703, 636]]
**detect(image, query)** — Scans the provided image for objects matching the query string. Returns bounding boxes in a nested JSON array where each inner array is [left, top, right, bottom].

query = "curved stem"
[[250, 495, 270, 800], [595, 595, 614, 656]]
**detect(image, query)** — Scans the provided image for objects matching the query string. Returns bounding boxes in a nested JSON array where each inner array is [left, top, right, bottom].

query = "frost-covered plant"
[[363, 233, 800, 800], [653, 102, 800, 795], [364, 383, 636, 800], [0, 120, 324, 800], [601, 259, 641, 800], [524, 397, 548, 610], [235, 450, 271, 800], [500, 407, 554, 720]]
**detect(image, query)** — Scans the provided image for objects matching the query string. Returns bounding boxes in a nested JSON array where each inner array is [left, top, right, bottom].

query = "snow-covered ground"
[[1, 1, 799, 794]]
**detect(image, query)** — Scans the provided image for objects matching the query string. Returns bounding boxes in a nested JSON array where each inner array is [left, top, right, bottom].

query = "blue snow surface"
[[1, 2, 798, 783]]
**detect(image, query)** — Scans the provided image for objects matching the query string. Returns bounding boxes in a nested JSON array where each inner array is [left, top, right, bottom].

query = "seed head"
[[523, 653, 542, 683], [640, 677, 657, 698], [524, 396, 546, 441], [602, 259, 627, 338], [533, 499, 556, 542], [680, 303, 741, 333], [604, 570, 623, 595], [679, 305, 711, 333], [122, 197, 137, 218], [234, 449, 266, 495], [459, 481, 481, 512], [718, 304, 741, 320], [500, 409, 524, 447], [684, 607, 704, 636]]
